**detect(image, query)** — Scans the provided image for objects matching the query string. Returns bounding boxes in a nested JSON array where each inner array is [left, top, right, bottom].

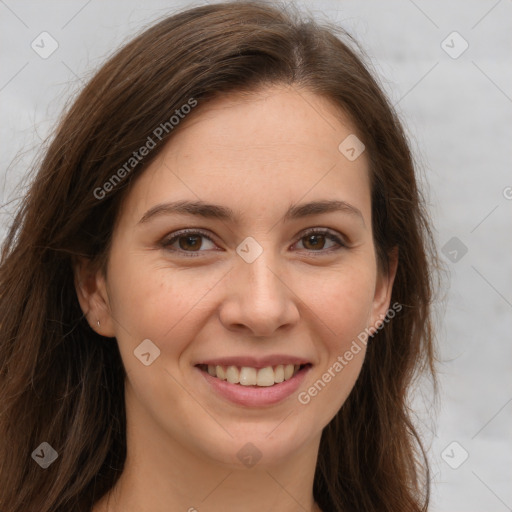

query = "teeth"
[[284, 364, 295, 380], [239, 367, 257, 386], [256, 366, 275, 387], [216, 365, 226, 380], [274, 365, 285, 383], [203, 363, 303, 386], [226, 365, 239, 384]]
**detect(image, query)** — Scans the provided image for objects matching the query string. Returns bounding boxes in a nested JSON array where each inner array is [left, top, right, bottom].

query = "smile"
[[195, 362, 313, 407], [196, 363, 308, 387]]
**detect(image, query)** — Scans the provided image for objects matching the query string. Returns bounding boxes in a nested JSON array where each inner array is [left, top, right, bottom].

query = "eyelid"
[[160, 227, 347, 256]]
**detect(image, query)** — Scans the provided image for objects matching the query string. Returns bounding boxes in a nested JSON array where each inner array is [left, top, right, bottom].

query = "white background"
[[1, 1, 511, 510]]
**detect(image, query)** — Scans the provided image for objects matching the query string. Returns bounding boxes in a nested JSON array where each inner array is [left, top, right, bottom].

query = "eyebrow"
[[138, 199, 365, 227]]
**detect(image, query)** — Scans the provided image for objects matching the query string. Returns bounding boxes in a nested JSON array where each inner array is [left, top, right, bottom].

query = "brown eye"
[[162, 230, 216, 256], [177, 235, 202, 251], [162, 228, 346, 258], [302, 233, 327, 250], [296, 229, 345, 252]]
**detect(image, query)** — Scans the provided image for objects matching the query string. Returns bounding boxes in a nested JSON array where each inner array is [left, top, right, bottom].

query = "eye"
[[161, 228, 347, 257], [161, 229, 216, 257], [294, 228, 347, 253]]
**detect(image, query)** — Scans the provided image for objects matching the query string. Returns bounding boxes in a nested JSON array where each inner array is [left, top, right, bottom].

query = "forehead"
[[170, 85, 363, 160], [119, 85, 371, 225]]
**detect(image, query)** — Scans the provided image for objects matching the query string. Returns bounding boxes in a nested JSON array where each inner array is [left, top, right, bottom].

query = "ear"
[[72, 256, 116, 338], [369, 247, 399, 328]]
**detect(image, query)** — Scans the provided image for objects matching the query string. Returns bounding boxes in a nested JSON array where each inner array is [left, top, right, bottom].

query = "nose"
[[218, 247, 300, 338]]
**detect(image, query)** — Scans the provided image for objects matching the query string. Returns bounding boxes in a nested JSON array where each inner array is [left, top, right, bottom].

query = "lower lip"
[[196, 365, 312, 407]]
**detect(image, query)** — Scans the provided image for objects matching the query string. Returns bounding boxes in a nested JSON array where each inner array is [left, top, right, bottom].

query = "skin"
[[75, 84, 397, 512]]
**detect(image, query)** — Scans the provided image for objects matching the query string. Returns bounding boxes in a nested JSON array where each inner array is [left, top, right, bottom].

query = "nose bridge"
[[220, 234, 299, 335], [238, 235, 284, 301]]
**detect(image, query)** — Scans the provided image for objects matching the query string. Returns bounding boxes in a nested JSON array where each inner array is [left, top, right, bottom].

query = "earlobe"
[[370, 247, 399, 327], [72, 256, 115, 337]]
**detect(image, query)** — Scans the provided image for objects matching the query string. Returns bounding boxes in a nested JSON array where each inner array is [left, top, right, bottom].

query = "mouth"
[[196, 363, 311, 387]]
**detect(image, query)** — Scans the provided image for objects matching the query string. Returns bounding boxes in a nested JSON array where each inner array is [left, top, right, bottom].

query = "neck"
[[94, 392, 323, 512]]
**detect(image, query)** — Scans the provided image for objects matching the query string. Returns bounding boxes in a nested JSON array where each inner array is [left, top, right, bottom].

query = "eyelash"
[[160, 228, 347, 258]]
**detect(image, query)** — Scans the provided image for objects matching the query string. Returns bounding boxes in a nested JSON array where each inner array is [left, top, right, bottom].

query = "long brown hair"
[[0, 2, 439, 510]]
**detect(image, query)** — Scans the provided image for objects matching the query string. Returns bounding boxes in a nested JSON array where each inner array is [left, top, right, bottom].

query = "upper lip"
[[195, 355, 311, 369]]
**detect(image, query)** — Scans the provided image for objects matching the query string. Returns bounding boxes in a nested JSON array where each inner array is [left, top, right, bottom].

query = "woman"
[[0, 1, 439, 511]]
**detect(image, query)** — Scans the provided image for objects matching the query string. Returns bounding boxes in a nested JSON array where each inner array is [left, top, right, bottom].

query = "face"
[[76, 84, 396, 469]]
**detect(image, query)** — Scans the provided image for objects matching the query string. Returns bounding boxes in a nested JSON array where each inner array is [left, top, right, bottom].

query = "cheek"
[[107, 254, 225, 363], [299, 260, 377, 341], [108, 246, 377, 356], [294, 264, 374, 422], [106, 260, 207, 428]]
